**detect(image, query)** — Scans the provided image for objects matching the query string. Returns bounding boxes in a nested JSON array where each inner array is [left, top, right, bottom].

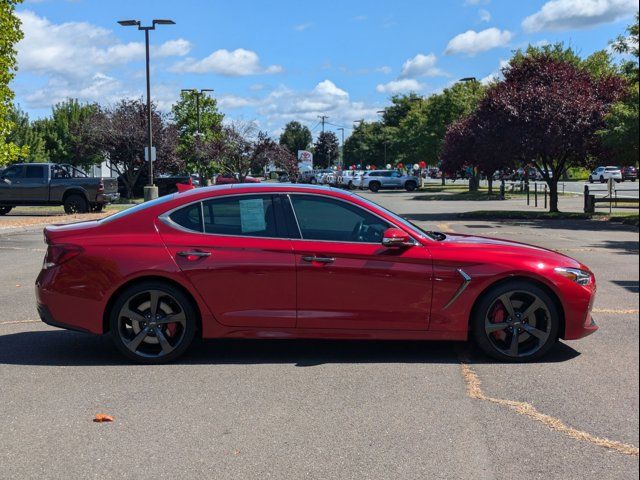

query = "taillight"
[[43, 244, 84, 269], [97, 182, 105, 192]]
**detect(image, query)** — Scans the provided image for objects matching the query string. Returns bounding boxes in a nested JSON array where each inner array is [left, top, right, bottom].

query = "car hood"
[[438, 233, 585, 270]]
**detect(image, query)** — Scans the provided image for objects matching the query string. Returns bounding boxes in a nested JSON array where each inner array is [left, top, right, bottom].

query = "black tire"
[[91, 203, 105, 213], [600, 175, 605, 183], [369, 181, 380, 193], [310, 178, 317, 185], [589, 177, 594, 184], [405, 181, 417, 192], [109, 281, 197, 364], [63, 194, 88, 214], [472, 280, 560, 362], [347, 181, 354, 190], [0, 206, 13, 216]]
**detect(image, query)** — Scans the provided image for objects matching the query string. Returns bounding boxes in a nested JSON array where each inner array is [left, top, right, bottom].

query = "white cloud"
[[256, 80, 379, 127], [479, 9, 492, 22], [400, 53, 446, 78], [171, 48, 283, 76], [16, 10, 191, 78], [376, 79, 425, 94], [445, 28, 513, 55], [293, 22, 313, 32], [376, 66, 393, 74], [480, 59, 510, 84], [522, 0, 637, 32]]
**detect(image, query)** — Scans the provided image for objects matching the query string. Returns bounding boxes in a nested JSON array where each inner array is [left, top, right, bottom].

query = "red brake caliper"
[[491, 303, 507, 341]]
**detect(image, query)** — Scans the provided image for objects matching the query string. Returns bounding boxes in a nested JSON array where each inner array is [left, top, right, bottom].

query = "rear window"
[[202, 195, 277, 237], [25, 165, 46, 179]]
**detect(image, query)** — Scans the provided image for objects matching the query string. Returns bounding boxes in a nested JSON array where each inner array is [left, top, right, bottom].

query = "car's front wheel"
[[405, 180, 417, 192], [109, 281, 197, 364], [472, 281, 559, 362], [369, 181, 381, 192], [0, 206, 13, 216]]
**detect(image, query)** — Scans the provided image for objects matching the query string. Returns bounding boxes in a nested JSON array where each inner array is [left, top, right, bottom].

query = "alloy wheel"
[[117, 289, 188, 359], [484, 290, 552, 359]]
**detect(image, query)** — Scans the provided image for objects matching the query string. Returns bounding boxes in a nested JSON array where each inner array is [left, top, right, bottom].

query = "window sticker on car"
[[239, 198, 266, 233]]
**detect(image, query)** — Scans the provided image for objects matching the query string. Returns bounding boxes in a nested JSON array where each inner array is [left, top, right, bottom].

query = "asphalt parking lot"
[[0, 191, 638, 479]]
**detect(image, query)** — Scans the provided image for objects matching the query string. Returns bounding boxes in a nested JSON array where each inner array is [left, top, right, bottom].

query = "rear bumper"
[[96, 192, 120, 204], [37, 302, 92, 333]]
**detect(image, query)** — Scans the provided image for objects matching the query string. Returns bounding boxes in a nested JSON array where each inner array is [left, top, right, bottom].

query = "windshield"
[[355, 194, 445, 241], [100, 194, 177, 223]]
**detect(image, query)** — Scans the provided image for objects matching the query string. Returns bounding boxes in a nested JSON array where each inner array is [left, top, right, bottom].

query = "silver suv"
[[360, 170, 419, 192]]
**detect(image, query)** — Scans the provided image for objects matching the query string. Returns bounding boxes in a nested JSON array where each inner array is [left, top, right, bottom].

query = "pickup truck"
[[0, 163, 119, 215]]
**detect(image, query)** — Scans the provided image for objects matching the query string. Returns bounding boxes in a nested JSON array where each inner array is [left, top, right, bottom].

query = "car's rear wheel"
[[347, 181, 355, 190], [600, 175, 605, 183], [0, 206, 13, 216], [588, 176, 594, 184], [369, 181, 380, 192], [405, 180, 417, 192], [472, 281, 559, 362], [90, 203, 104, 213], [63, 194, 88, 214], [109, 282, 197, 364]]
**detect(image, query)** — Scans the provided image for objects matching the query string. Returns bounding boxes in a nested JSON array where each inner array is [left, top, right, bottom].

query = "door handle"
[[177, 250, 211, 259], [302, 255, 335, 264]]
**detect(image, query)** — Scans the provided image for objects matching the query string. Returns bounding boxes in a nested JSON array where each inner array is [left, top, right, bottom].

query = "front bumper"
[[96, 192, 120, 204]]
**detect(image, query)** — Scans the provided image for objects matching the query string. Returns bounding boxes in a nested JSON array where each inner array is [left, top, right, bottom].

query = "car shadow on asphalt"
[[0, 330, 581, 367]]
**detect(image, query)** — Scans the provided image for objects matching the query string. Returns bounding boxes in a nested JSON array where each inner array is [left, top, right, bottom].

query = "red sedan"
[[36, 185, 597, 363]]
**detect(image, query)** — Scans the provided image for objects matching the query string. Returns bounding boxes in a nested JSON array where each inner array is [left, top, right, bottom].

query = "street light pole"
[[118, 19, 175, 201]]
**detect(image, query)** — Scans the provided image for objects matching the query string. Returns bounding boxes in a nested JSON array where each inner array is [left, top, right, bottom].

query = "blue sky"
[[13, 0, 638, 139]]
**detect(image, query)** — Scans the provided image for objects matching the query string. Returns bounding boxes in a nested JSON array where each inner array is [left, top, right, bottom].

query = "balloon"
[[386, 164, 391, 170], [413, 164, 419, 170], [419, 161, 426, 168]]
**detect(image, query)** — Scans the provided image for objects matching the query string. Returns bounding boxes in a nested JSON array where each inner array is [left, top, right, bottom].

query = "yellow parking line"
[[459, 361, 639, 457], [0, 320, 40, 325], [592, 308, 639, 315], [436, 223, 454, 233]]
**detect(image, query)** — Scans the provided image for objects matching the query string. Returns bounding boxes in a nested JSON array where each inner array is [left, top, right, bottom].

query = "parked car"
[[621, 166, 638, 182], [360, 170, 419, 192], [215, 173, 261, 185], [297, 169, 333, 185], [588, 166, 622, 183], [36, 184, 598, 364], [338, 170, 364, 189], [0, 163, 119, 215]]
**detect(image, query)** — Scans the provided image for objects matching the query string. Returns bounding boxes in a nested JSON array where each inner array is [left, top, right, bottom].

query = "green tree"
[[279, 121, 312, 155], [171, 90, 223, 182], [397, 80, 486, 171], [0, 0, 28, 166], [313, 131, 340, 168], [598, 13, 639, 166], [6, 105, 47, 162], [36, 99, 103, 168]]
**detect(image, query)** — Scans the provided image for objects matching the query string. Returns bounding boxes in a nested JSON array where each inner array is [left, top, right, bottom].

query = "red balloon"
[[419, 161, 426, 168]]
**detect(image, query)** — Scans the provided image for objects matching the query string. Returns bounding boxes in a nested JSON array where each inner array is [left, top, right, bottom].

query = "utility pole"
[[318, 115, 329, 133], [118, 18, 175, 201], [337, 127, 345, 168]]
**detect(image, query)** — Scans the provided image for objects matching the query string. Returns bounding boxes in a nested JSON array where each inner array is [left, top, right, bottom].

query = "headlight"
[[554, 267, 592, 286]]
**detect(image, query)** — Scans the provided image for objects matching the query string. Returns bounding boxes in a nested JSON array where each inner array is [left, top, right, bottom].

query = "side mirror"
[[382, 228, 414, 248]]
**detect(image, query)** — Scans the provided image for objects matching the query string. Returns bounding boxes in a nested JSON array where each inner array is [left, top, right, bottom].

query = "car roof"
[[173, 182, 355, 200]]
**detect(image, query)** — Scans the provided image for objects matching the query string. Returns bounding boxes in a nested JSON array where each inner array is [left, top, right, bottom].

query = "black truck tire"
[[0, 206, 13, 216], [64, 194, 89, 214]]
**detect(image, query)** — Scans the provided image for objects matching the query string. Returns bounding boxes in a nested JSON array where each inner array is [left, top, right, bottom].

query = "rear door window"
[[202, 195, 279, 238], [25, 164, 46, 179]]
